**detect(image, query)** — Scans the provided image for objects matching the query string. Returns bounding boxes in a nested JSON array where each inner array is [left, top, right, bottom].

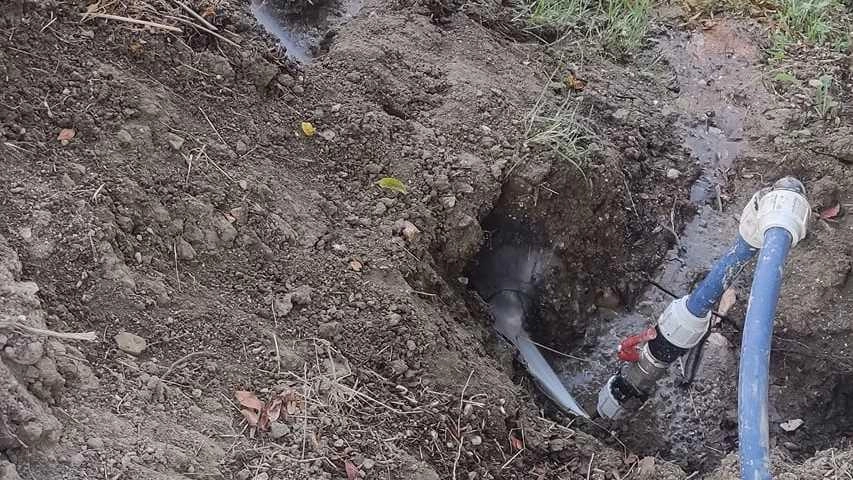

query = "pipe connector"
[[658, 296, 711, 349], [739, 176, 810, 249]]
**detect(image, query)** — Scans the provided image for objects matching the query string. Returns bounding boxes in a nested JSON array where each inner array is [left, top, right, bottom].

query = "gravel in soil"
[[0, 0, 852, 479]]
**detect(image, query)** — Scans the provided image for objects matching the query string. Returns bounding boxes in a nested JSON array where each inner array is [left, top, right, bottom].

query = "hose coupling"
[[739, 176, 811, 248]]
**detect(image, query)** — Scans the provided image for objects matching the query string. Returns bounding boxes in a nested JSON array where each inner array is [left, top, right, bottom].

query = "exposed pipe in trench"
[[738, 177, 809, 480]]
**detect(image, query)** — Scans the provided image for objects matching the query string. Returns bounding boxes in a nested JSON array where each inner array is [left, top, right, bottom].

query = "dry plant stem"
[[170, 0, 218, 30], [9, 322, 96, 341], [166, 15, 240, 48], [161, 351, 216, 380], [82, 13, 183, 33]]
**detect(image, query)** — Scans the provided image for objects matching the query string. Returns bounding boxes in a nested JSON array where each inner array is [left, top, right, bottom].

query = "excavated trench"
[[462, 18, 852, 474]]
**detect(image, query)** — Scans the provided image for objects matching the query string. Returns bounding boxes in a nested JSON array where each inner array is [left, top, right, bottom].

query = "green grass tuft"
[[525, 0, 652, 53]]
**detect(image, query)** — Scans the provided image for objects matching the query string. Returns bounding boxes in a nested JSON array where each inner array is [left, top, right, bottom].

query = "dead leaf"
[[240, 409, 260, 426], [820, 203, 841, 220], [235, 390, 264, 411], [564, 73, 586, 92], [349, 259, 362, 271], [345, 460, 359, 480], [264, 398, 283, 425], [718, 287, 737, 316], [57, 128, 76, 142], [510, 434, 523, 450]]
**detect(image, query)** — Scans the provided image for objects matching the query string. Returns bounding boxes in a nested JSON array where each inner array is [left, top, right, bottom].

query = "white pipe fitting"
[[739, 181, 810, 249], [657, 296, 711, 349]]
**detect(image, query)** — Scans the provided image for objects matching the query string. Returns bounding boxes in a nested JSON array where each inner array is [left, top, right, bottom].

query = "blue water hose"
[[686, 235, 759, 317], [738, 227, 793, 480]]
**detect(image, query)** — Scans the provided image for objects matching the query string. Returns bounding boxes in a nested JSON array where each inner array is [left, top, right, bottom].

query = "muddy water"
[[250, 0, 362, 62], [555, 21, 777, 470]]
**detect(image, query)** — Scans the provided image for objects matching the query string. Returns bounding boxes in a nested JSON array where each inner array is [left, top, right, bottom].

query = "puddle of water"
[[251, 0, 362, 63], [554, 20, 774, 466]]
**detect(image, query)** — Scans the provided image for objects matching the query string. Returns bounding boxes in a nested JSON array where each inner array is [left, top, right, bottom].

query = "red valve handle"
[[617, 327, 657, 362]]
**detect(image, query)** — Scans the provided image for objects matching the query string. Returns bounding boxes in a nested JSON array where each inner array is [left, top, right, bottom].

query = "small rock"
[[349, 259, 362, 271], [60, 173, 75, 188], [406, 340, 416, 351], [390, 359, 408, 375], [333, 438, 345, 448], [548, 438, 566, 452], [166, 133, 185, 151], [452, 182, 474, 194], [372, 203, 387, 216], [274, 294, 294, 317], [70, 453, 85, 467], [114, 332, 147, 355], [116, 129, 134, 145], [613, 108, 629, 120], [291, 285, 313, 305], [666, 168, 681, 180], [235, 140, 249, 154], [270, 422, 291, 439], [177, 238, 196, 260], [252, 473, 269, 480], [780, 418, 803, 432], [470, 435, 482, 446], [400, 221, 420, 242], [318, 321, 340, 339], [637, 456, 655, 479], [86, 437, 104, 450], [236, 469, 251, 480], [362, 458, 375, 470], [388, 313, 402, 326], [440, 195, 457, 209], [366, 163, 382, 174], [239, 179, 249, 190]]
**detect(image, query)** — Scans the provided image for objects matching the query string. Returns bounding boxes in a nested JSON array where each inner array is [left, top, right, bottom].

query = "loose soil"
[[0, 0, 851, 479]]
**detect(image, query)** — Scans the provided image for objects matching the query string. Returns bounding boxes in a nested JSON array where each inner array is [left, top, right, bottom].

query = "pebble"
[[318, 321, 340, 339], [114, 332, 147, 355], [470, 435, 482, 446], [388, 313, 402, 326], [252, 473, 269, 480], [270, 422, 291, 439], [400, 221, 420, 242], [236, 470, 251, 480], [666, 168, 681, 180], [166, 133, 185, 151], [363, 458, 375, 470], [86, 437, 104, 450], [372, 203, 387, 216], [406, 340, 416, 351], [70, 453, 85, 467], [613, 108, 629, 120], [333, 438, 345, 448], [291, 285, 313, 305], [440, 195, 457, 209]]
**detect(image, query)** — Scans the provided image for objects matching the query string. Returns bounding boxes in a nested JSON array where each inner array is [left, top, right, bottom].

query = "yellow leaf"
[[376, 177, 407, 194], [300, 122, 316, 137]]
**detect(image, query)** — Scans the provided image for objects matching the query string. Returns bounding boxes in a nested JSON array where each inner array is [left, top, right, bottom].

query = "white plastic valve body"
[[657, 296, 711, 349]]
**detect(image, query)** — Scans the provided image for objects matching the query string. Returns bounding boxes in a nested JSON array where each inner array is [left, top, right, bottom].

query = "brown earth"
[[0, 0, 851, 479]]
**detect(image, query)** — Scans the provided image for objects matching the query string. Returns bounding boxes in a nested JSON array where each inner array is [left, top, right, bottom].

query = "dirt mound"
[[1, 0, 852, 478]]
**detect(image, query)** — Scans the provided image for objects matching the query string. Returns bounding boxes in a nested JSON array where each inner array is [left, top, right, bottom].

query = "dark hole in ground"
[[250, 0, 362, 62]]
